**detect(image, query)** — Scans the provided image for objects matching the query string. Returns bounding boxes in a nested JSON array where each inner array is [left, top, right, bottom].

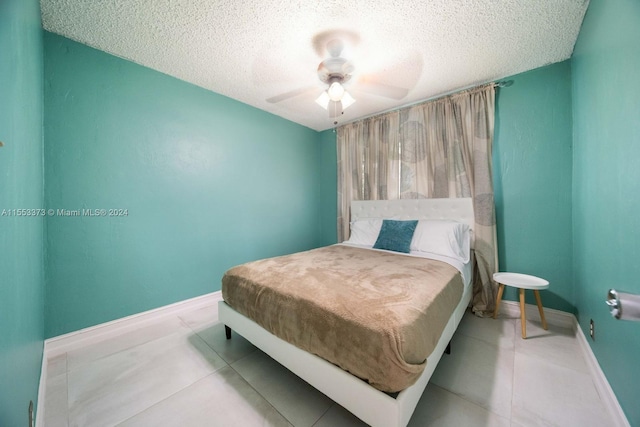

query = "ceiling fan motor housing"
[[317, 57, 353, 84]]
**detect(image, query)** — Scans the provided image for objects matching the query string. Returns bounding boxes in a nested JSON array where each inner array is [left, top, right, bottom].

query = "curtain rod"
[[333, 79, 514, 130]]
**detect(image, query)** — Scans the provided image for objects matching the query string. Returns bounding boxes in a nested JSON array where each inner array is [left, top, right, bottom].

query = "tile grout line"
[[456, 312, 518, 350], [112, 372, 222, 426], [310, 402, 334, 427], [177, 314, 230, 365], [65, 312, 224, 426], [65, 314, 189, 374], [453, 316, 518, 421], [510, 310, 595, 376], [197, 314, 293, 426], [110, 313, 232, 425], [46, 300, 284, 426], [177, 313, 260, 366], [432, 331, 512, 420], [69, 306, 224, 378], [429, 382, 512, 424], [170, 313, 238, 412], [227, 362, 294, 426]]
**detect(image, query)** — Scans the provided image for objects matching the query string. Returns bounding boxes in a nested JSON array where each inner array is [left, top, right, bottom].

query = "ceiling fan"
[[313, 39, 356, 118], [266, 32, 412, 121]]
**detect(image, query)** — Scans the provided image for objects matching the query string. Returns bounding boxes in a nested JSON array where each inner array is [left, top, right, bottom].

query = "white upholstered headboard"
[[351, 198, 475, 242]]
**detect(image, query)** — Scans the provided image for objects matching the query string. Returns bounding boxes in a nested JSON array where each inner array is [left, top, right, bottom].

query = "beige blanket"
[[222, 244, 464, 392]]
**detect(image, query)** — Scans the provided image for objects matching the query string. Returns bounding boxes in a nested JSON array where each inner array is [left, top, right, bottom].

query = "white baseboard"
[[45, 291, 222, 358], [35, 343, 48, 427], [498, 300, 575, 329], [575, 323, 630, 427], [36, 291, 222, 427], [498, 300, 629, 426]]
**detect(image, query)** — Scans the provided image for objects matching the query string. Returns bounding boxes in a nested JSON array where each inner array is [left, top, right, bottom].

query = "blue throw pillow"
[[373, 220, 418, 253]]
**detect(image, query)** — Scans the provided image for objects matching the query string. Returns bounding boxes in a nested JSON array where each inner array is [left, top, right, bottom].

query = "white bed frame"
[[218, 198, 474, 427]]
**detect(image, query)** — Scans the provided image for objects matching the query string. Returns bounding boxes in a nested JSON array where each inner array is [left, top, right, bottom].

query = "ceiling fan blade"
[[266, 86, 317, 104], [356, 77, 409, 100]]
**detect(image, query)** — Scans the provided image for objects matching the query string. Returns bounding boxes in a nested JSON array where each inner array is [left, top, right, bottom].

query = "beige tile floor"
[[43, 302, 611, 426]]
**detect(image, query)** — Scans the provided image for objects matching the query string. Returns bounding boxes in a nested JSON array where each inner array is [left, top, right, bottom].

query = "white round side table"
[[493, 272, 549, 339]]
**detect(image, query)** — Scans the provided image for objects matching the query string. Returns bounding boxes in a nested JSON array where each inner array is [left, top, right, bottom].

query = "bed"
[[218, 198, 474, 427]]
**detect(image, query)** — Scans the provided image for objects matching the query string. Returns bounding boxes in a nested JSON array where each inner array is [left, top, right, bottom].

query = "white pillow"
[[345, 219, 383, 247], [410, 220, 471, 263]]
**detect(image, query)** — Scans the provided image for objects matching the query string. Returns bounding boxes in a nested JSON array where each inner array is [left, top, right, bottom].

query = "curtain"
[[337, 84, 497, 315], [337, 112, 400, 241]]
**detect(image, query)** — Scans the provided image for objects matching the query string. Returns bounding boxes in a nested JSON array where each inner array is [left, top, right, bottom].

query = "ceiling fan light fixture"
[[341, 91, 355, 110], [316, 84, 355, 114], [315, 91, 330, 109], [327, 81, 345, 101]]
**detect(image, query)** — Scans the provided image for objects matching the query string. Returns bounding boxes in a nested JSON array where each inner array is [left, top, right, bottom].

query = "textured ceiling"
[[40, 0, 589, 131]]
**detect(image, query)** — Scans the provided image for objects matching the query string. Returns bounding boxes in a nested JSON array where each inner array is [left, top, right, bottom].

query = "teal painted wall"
[[494, 61, 575, 313], [44, 32, 322, 338], [572, 0, 640, 424], [0, 0, 45, 424], [318, 129, 338, 246]]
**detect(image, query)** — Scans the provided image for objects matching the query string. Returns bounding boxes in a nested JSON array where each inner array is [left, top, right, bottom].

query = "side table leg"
[[534, 290, 548, 330], [520, 288, 526, 338], [493, 284, 505, 319], [493, 283, 504, 319]]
